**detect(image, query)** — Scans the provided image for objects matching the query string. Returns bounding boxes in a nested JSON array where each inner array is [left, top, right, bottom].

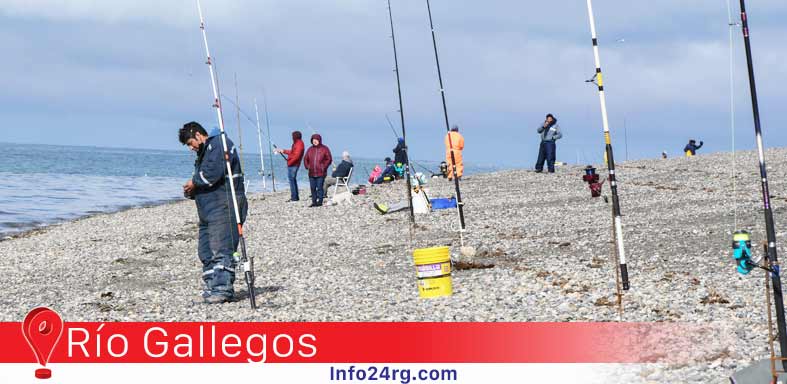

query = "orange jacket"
[[445, 131, 464, 153]]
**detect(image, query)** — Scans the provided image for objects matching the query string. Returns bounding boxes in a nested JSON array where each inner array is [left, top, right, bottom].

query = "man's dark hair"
[[179, 122, 208, 144]]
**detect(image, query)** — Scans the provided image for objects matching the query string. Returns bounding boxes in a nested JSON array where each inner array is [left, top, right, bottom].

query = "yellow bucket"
[[413, 246, 452, 298]]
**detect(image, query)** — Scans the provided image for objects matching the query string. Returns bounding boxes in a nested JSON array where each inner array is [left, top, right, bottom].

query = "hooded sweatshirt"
[[282, 131, 305, 167], [303, 134, 333, 177]]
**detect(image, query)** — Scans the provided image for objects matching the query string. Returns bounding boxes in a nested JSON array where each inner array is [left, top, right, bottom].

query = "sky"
[[0, 0, 785, 167]]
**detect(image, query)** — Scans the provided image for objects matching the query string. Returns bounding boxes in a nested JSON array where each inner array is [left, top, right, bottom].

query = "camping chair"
[[329, 166, 353, 204]]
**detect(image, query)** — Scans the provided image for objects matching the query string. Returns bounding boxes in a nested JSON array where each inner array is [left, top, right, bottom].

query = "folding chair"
[[329, 166, 353, 204]]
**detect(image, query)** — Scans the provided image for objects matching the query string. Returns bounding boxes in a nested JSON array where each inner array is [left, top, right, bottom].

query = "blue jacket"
[[684, 141, 703, 155], [192, 134, 245, 212]]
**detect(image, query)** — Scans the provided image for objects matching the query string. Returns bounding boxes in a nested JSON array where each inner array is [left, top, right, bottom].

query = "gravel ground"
[[3, 148, 787, 382]]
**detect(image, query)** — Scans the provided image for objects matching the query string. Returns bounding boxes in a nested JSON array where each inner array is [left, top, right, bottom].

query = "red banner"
[[0, 321, 702, 364]]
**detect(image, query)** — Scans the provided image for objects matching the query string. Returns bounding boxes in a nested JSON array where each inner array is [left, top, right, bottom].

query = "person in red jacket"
[[275, 131, 305, 202], [303, 133, 333, 207]]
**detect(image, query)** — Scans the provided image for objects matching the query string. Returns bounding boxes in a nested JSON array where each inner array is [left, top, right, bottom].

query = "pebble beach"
[[3, 148, 787, 382]]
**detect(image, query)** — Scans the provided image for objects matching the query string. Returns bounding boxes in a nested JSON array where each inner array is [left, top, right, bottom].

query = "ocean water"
[[0, 142, 499, 238]]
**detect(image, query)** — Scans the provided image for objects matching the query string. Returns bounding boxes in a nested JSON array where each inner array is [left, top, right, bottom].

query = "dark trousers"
[[197, 194, 248, 298], [309, 176, 326, 206], [287, 165, 300, 201], [536, 141, 557, 172]]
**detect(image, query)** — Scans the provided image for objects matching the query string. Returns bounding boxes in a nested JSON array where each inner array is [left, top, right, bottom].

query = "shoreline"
[[0, 196, 184, 242], [2, 148, 787, 382]]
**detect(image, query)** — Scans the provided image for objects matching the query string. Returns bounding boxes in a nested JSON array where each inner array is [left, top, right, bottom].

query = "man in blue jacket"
[[179, 122, 248, 304], [684, 139, 703, 157], [535, 113, 562, 173]]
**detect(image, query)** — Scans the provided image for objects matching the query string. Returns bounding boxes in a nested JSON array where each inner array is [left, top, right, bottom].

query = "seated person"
[[324, 151, 354, 191], [374, 185, 430, 215], [373, 157, 396, 184], [393, 162, 405, 179]]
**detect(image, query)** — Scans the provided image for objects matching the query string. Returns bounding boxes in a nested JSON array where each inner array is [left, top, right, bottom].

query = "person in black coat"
[[393, 137, 407, 165]]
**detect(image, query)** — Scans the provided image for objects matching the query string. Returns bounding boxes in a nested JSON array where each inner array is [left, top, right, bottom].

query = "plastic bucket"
[[412, 246, 452, 298]]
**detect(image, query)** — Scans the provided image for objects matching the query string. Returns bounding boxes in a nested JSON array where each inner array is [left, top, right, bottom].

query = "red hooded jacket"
[[303, 134, 333, 177], [282, 131, 305, 167]]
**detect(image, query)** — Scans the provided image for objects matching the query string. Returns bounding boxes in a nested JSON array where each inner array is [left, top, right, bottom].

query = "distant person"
[[324, 151, 354, 191], [535, 113, 562, 173], [393, 137, 408, 178], [445, 125, 465, 180], [275, 131, 304, 202], [303, 134, 332, 207], [368, 165, 383, 184], [179, 122, 246, 304], [662, 151, 668, 159], [373, 157, 396, 184], [684, 139, 703, 157]]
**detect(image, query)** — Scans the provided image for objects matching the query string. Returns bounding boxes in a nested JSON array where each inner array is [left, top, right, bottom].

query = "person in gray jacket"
[[535, 113, 562, 173]]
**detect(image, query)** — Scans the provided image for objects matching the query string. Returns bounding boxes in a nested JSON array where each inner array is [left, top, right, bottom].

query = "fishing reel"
[[582, 166, 604, 198], [439, 162, 449, 178], [732, 230, 770, 275]]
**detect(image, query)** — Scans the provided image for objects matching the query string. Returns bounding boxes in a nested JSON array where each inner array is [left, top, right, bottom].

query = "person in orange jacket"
[[445, 125, 464, 180]]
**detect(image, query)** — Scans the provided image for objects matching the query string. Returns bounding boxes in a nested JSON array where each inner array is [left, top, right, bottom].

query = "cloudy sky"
[[1, 0, 785, 166]]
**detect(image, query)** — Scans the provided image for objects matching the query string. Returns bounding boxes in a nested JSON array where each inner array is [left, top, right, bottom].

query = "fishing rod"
[[738, 0, 787, 369], [262, 91, 277, 192], [584, 0, 629, 291], [726, 0, 740, 230], [411, 159, 439, 176], [220, 93, 275, 187], [424, 0, 466, 241], [233, 73, 245, 176], [271, 144, 289, 161], [220, 94, 258, 131], [385, 113, 400, 138], [386, 0, 415, 225], [196, 0, 257, 309], [253, 98, 267, 190]]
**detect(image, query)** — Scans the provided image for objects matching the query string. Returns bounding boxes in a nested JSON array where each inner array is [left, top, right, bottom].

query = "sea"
[[0, 142, 500, 238]]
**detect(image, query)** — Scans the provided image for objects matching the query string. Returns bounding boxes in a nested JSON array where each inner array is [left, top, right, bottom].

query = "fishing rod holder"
[[582, 166, 605, 198]]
